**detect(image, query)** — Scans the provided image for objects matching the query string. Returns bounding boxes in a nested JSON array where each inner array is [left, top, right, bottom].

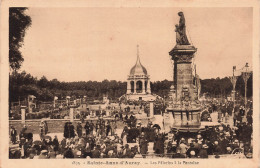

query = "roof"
[[130, 46, 148, 76]]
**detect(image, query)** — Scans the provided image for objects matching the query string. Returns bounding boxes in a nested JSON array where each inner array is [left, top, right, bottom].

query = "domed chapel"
[[125, 45, 157, 101]]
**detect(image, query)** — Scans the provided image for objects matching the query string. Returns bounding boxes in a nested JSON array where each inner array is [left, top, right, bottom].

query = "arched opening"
[[130, 81, 134, 93], [136, 81, 142, 93]]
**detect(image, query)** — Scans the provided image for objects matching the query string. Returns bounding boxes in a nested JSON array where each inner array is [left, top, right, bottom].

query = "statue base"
[[169, 44, 197, 58]]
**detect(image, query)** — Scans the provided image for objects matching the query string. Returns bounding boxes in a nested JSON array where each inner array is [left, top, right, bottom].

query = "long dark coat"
[[64, 123, 69, 138], [139, 137, 148, 155], [69, 124, 75, 138], [11, 128, 17, 143], [77, 124, 83, 137], [154, 133, 165, 154]]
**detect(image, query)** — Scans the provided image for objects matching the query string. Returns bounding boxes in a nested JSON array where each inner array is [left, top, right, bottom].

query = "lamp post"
[[229, 66, 238, 102], [229, 66, 238, 117], [241, 63, 252, 112]]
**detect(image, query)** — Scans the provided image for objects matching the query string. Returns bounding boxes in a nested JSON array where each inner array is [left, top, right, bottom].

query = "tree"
[[38, 76, 49, 88], [9, 7, 31, 71], [9, 71, 252, 104]]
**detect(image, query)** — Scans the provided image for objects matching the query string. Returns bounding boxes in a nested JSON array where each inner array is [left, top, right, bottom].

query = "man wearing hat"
[[10, 126, 17, 144]]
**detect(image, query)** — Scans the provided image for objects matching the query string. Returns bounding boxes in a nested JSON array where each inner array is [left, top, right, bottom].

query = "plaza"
[[8, 10, 253, 160]]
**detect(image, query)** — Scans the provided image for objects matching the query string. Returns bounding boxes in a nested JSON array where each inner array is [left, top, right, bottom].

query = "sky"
[[20, 7, 253, 82]]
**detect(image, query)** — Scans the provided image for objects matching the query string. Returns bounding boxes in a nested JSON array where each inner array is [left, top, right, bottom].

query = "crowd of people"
[[9, 117, 253, 159], [9, 117, 143, 159], [9, 98, 253, 159]]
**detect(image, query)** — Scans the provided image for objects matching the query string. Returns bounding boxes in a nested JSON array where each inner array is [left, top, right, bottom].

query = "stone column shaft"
[[21, 106, 26, 125], [142, 80, 145, 93], [127, 80, 131, 94], [147, 79, 151, 94], [134, 80, 136, 93], [70, 107, 74, 122]]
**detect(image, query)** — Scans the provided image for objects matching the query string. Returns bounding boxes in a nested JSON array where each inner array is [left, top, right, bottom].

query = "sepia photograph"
[[1, 0, 259, 168]]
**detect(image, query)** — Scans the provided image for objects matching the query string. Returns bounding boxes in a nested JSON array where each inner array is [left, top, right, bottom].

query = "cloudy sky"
[[20, 7, 252, 82]]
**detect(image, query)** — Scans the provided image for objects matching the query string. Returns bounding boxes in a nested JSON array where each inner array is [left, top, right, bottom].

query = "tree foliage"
[[9, 7, 32, 71], [9, 71, 253, 103]]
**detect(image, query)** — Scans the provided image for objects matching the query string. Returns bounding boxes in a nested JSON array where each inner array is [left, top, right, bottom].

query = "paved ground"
[[12, 111, 227, 140], [210, 111, 236, 127]]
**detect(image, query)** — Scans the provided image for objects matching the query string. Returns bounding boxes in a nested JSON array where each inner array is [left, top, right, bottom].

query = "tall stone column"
[[66, 97, 70, 106], [142, 80, 145, 93], [134, 80, 136, 93], [21, 106, 26, 124], [147, 79, 151, 94], [70, 106, 75, 122], [229, 76, 238, 101], [54, 96, 58, 108], [127, 80, 131, 94]]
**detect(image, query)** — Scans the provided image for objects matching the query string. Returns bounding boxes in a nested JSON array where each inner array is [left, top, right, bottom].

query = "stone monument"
[[166, 12, 202, 132], [27, 95, 36, 113]]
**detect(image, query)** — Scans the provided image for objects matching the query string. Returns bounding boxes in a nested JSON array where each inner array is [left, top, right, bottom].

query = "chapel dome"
[[130, 55, 147, 76]]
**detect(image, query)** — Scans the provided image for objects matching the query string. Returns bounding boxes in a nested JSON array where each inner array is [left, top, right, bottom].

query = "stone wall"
[[9, 119, 79, 134], [9, 117, 148, 134]]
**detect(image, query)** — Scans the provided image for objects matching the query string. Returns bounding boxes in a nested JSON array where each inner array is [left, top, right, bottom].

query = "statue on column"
[[175, 12, 190, 45]]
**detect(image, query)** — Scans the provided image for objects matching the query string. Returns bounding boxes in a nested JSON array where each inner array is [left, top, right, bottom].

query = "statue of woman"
[[175, 24, 182, 45], [175, 12, 190, 45]]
